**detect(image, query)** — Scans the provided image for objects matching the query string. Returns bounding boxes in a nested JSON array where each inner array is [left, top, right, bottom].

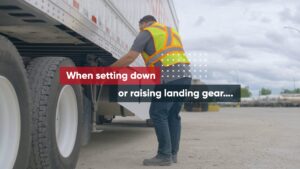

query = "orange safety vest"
[[141, 22, 190, 67]]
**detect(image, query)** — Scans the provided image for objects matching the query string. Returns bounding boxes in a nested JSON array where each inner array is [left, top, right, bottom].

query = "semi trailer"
[[0, 0, 179, 168]]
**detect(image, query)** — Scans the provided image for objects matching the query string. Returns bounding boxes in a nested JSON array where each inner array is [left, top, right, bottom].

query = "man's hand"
[[110, 50, 140, 67]]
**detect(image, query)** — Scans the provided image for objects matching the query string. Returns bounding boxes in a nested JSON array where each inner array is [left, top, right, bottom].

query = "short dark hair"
[[139, 15, 157, 24]]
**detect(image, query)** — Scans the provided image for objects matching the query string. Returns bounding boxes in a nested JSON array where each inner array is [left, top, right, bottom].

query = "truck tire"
[[27, 57, 83, 169], [96, 115, 114, 124], [81, 95, 92, 146], [0, 35, 31, 169]]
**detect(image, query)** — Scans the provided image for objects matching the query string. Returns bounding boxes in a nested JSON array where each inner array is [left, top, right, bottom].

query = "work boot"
[[143, 155, 172, 166], [172, 154, 177, 163]]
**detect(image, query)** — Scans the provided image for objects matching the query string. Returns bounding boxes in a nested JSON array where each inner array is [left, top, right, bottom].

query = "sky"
[[173, 0, 300, 96]]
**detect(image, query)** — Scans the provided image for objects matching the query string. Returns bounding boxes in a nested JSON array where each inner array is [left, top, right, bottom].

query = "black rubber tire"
[[27, 57, 84, 169], [0, 35, 31, 169], [96, 115, 113, 125], [81, 95, 92, 146]]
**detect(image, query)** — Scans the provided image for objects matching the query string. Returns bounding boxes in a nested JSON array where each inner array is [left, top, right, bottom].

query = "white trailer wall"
[[61, 0, 178, 64]]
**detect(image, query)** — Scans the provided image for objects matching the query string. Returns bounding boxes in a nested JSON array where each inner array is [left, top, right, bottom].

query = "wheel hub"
[[0, 76, 21, 169], [55, 85, 78, 158]]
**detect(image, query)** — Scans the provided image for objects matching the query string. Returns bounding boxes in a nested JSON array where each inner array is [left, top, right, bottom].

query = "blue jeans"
[[149, 77, 192, 158]]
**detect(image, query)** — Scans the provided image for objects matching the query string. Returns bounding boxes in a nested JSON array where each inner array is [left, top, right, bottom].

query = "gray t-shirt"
[[131, 31, 192, 84]]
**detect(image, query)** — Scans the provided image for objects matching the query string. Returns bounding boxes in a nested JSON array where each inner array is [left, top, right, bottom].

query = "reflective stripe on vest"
[[146, 47, 184, 66], [166, 27, 172, 47]]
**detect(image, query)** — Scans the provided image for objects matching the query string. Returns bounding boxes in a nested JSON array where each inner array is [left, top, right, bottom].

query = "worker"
[[111, 15, 192, 166]]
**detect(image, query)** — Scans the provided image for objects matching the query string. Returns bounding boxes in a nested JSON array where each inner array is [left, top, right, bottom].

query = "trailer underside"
[[0, 4, 116, 66]]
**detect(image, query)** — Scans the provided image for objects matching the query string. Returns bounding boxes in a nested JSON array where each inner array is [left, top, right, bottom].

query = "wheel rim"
[[0, 76, 21, 169], [55, 85, 78, 158]]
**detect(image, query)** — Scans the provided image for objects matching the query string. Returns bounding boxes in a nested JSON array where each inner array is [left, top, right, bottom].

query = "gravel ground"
[[76, 108, 300, 169]]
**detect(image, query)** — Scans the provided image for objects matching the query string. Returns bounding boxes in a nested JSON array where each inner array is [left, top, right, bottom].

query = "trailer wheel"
[[0, 35, 31, 169], [81, 95, 92, 146], [27, 57, 83, 169]]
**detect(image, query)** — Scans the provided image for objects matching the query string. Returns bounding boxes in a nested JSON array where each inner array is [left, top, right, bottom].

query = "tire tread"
[[27, 57, 67, 169]]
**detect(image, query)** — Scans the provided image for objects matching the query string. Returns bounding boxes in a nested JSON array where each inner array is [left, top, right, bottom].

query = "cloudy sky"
[[173, 0, 300, 96]]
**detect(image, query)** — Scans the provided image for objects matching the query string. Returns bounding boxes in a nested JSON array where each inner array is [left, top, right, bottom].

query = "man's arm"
[[110, 50, 140, 67], [111, 31, 151, 67]]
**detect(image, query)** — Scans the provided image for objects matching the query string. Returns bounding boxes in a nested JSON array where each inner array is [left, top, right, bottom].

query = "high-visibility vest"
[[141, 22, 190, 67]]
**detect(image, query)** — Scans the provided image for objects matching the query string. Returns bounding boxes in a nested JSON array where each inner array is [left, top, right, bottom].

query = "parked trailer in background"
[[0, 0, 179, 168], [240, 94, 300, 107]]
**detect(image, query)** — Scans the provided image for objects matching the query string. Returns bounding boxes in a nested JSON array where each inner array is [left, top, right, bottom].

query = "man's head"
[[139, 15, 157, 31]]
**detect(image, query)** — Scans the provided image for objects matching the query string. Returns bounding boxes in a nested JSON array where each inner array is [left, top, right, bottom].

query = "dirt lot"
[[76, 108, 300, 169]]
